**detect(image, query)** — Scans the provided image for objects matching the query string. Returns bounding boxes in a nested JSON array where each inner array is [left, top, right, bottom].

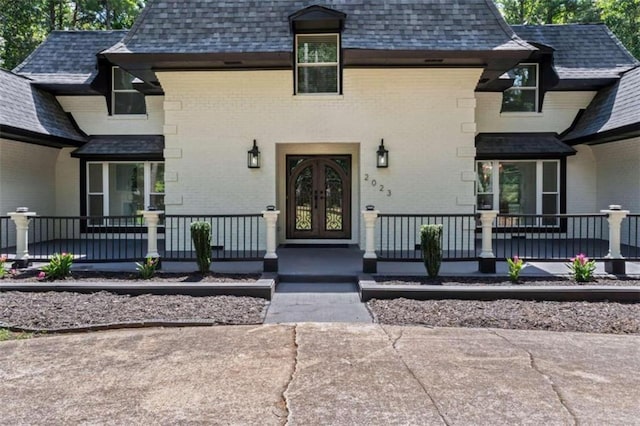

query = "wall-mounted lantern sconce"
[[376, 139, 389, 168], [248, 139, 260, 168]]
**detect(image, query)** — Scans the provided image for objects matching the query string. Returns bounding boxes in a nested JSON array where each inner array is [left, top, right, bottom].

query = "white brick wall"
[[476, 91, 596, 134], [566, 145, 597, 213], [0, 138, 58, 215], [56, 96, 164, 135], [592, 137, 640, 212], [55, 148, 80, 216], [158, 68, 481, 244]]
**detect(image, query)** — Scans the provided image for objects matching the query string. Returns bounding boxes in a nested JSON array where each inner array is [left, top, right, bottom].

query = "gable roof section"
[[563, 66, 640, 144], [105, 0, 533, 55], [512, 24, 639, 80], [0, 69, 86, 147], [13, 30, 127, 85]]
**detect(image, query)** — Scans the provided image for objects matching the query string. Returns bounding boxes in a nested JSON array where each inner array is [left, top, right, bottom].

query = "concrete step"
[[277, 273, 358, 284]]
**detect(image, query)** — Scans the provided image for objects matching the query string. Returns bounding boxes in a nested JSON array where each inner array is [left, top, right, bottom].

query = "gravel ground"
[[368, 298, 640, 334], [3, 270, 260, 283], [376, 276, 640, 286], [0, 291, 267, 330]]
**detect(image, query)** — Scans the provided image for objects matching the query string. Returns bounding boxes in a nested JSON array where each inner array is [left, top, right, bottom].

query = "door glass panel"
[[109, 163, 144, 217], [325, 165, 343, 231], [88, 195, 103, 224], [294, 165, 313, 231], [543, 162, 558, 192], [500, 162, 536, 226], [88, 164, 103, 193]]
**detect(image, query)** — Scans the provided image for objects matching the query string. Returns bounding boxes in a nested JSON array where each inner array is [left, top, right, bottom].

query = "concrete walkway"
[[1, 324, 638, 425], [265, 282, 372, 323]]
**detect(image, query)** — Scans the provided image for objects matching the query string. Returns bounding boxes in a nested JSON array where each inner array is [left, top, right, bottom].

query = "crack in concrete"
[[280, 325, 299, 426], [381, 326, 451, 426], [491, 330, 579, 426]]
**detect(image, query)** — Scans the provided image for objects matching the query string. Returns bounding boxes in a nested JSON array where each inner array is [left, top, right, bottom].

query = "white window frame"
[[111, 66, 146, 115], [476, 159, 560, 226], [502, 63, 539, 113], [86, 161, 164, 222], [295, 33, 340, 95]]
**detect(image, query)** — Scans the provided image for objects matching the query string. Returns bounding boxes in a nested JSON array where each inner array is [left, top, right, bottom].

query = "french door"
[[286, 155, 351, 239]]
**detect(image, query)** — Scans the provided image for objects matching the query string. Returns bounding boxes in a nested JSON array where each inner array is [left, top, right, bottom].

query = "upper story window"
[[501, 63, 538, 113], [296, 34, 340, 95], [112, 67, 146, 115]]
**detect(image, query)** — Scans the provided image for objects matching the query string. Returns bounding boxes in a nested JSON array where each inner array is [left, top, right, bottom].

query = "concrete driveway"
[[1, 324, 638, 425]]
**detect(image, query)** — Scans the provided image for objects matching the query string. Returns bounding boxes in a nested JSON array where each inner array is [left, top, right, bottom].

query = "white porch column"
[[142, 210, 164, 259], [9, 209, 36, 268], [601, 205, 629, 274], [478, 210, 498, 273], [362, 208, 379, 273], [262, 209, 280, 272]]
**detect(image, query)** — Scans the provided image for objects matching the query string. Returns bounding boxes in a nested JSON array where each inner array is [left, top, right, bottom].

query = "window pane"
[[113, 67, 135, 90], [476, 162, 493, 193], [507, 65, 536, 87], [298, 66, 338, 93], [542, 194, 559, 226], [150, 194, 165, 211], [114, 92, 146, 115], [150, 163, 165, 193], [502, 89, 536, 112], [109, 164, 144, 215], [89, 195, 103, 216], [297, 35, 338, 63], [477, 194, 493, 210], [543, 162, 558, 192], [499, 162, 536, 214], [88, 164, 103, 193]]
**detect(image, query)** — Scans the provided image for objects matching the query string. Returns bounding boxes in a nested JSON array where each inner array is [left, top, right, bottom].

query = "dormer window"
[[296, 34, 340, 94], [112, 66, 146, 115], [501, 63, 538, 112]]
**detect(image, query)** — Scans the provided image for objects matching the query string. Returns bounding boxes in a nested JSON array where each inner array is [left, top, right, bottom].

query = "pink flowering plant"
[[136, 257, 159, 280], [506, 255, 525, 283], [0, 255, 7, 278], [41, 252, 74, 280], [567, 253, 596, 282]]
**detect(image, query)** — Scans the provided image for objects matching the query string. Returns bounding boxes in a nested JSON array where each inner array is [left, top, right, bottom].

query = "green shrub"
[[567, 253, 596, 283], [41, 252, 74, 280], [0, 255, 7, 278], [506, 255, 524, 283], [136, 257, 159, 280], [191, 221, 212, 274], [421, 224, 443, 278]]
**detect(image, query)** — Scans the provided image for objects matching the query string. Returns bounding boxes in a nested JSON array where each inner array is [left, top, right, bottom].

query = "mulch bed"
[[375, 276, 640, 287], [368, 298, 640, 334], [2, 270, 260, 283], [0, 291, 267, 330]]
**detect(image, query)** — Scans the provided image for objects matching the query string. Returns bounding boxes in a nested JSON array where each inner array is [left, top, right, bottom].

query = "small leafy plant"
[[567, 253, 596, 283], [136, 257, 159, 280], [0, 255, 7, 278], [421, 224, 443, 278], [506, 255, 524, 283], [41, 252, 74, 280], [191, 221, 212, 274]]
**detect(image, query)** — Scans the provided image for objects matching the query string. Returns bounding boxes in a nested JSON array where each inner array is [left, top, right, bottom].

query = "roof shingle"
[[0, 69, 86, 143], [105, 0, 533, 54]]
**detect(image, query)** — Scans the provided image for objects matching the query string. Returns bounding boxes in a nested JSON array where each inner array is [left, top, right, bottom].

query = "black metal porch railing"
[[623, 214, 640, 259], [163, 214, 264, 261], [377, 214, 477, 261], [492, 213, 609, 261], [0, 216, 12, 257], [28, 216, 147, 262]]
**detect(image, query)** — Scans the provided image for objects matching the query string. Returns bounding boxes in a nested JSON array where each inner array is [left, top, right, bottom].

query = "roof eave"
[[0, 125, 86, 148]]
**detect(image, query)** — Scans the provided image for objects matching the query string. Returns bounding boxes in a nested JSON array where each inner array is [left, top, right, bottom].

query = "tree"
[[596, 0, 640, 60], [0, 0, 144, 70]]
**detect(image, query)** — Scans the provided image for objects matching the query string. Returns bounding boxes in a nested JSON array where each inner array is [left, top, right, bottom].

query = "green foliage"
[[567, 253, 596, 282], [0, 254, 7, 278], [420, 224, 443, 278], [506, 255, 525, 282], [135, 256, 158, 280], [0, 0, 145, 69], [41, 252, 74, 280], [190, 221, 211, 275], [0, 329, 33, 341]]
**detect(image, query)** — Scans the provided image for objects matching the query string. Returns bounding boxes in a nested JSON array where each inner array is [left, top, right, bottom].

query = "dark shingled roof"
[[512, 24, 639, 80], [71, 135, 164, 158], [563, 66, 640, 143], [0, 69, 86, 144], [104, 0, 533, 54], [13, 30, 127, 85], [476, 133, 576, 159]]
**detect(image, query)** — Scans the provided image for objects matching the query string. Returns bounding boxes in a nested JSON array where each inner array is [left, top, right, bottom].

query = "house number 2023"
[[364, 174, 392, 197]]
